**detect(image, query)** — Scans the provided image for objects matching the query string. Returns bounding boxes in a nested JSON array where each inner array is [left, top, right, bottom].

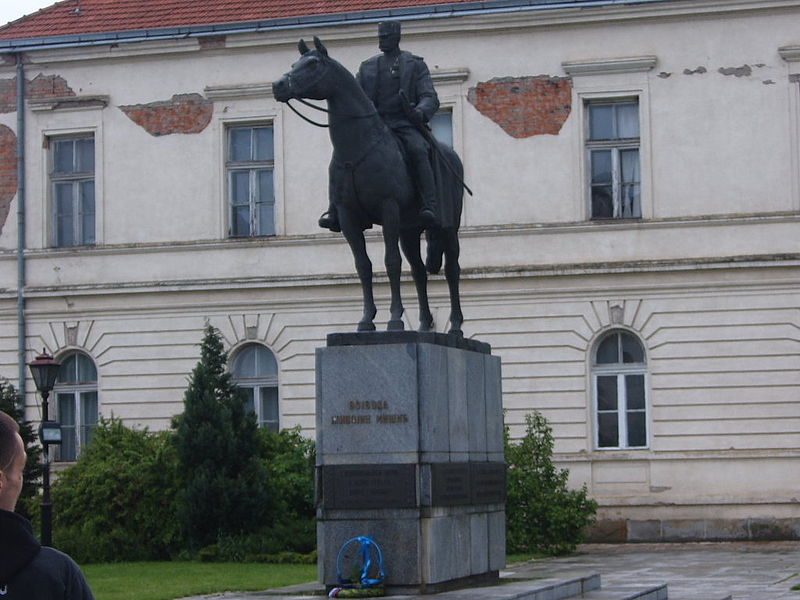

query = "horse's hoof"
[[387, 319, 405, 331], [357, 321, 376, 332], [418, 319, 434, 332]]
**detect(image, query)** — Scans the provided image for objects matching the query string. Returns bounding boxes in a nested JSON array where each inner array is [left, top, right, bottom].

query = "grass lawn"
[[82, 562, 318, 600]]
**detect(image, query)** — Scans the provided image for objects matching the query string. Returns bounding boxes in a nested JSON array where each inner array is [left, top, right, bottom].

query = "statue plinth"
[[315, 331, 505, 594]]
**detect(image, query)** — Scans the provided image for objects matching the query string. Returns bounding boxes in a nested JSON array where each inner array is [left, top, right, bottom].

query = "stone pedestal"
[[315, 331, 505, 594]]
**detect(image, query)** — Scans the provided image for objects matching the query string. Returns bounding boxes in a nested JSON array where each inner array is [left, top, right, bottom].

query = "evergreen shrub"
[[505, 411, 598, 556]]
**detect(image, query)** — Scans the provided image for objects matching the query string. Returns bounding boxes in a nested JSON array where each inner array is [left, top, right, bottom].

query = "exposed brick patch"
[[0, 125, 17, 235], [467, 76, 572, 139], [1, 54, 17, 66], [0, 73, 76, 113], [119, 93, 213, 136]]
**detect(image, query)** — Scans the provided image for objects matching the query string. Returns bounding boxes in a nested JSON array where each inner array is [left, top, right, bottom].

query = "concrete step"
[[579, 583, 668, 600], [390, 573, 602, 599]]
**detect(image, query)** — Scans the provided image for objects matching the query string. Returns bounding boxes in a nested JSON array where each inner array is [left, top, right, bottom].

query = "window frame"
[[591, 330, 649, 451], [49, 134, 96, 247], [52, 352, 99, 462], [225, 123, 276, 238], [585, 98, 641, 221], [230, 343, 280, 432]]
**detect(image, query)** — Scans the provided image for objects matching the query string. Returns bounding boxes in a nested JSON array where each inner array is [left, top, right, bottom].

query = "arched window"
[[54, 352, 98, 461], [592, 330, 648, 449], [231, 344, 279, 432]]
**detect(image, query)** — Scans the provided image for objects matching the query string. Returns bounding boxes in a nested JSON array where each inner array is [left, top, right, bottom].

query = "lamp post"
[[28, 349, 61, 547]]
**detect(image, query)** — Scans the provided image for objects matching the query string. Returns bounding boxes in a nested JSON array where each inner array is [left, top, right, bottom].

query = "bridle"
[[283, 59, 378, 128]]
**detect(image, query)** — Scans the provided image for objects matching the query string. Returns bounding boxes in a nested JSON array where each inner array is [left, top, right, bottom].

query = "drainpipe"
[[16, 54, 26, 409]]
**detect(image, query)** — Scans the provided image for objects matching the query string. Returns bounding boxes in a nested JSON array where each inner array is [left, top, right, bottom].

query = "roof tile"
[[0, 0, 484, 40]]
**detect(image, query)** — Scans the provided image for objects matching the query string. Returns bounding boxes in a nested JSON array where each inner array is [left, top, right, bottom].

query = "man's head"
[[0, 411, 25, 512], [378, 21, 401, 54]]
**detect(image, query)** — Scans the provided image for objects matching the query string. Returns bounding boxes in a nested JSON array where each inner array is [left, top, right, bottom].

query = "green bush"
[[52, 418, 183, 562], [505, 411, 597, 556]]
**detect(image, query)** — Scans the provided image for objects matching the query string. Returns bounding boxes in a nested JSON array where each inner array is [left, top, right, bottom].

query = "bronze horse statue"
[[273, 37, 464, 334]]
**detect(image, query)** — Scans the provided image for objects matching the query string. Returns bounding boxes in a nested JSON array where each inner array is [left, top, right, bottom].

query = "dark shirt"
[[0, 510, 95, 600]]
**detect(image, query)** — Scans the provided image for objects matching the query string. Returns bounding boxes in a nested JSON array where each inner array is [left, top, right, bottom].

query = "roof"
[[0, 0, 673, 48]]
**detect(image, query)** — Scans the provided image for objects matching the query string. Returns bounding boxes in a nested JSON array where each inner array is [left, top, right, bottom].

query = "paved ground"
[[512, 542, 800, 599], [179, 541, 800, 600]]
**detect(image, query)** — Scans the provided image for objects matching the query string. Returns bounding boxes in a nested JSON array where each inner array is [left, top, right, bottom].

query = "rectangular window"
[[51, 136, 95, 247], [227, 125, 275, 237], [586, 100, 640, 220], [430, 110, 453, 148], [56, 391, 98, 461], [595, 374, 647, 449]]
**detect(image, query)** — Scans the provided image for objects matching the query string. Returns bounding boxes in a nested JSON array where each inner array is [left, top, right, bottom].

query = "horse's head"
[[273, 37, 335, 103]]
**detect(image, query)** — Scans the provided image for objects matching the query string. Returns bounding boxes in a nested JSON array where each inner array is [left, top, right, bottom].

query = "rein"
[[286, 97, 378, 128]]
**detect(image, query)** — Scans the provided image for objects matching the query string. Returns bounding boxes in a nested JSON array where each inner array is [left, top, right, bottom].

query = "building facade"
[[0, 0, 798, 541]]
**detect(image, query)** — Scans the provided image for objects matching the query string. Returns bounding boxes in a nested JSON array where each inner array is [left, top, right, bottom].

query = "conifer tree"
[[0, 381, 43, 519], [172, 325, 272, 551]]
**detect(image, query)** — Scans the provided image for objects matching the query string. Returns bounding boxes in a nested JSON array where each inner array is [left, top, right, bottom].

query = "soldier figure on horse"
[[318, 20, 440, 232]]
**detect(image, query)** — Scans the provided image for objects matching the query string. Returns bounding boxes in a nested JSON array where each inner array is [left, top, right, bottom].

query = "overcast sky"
[[0, 0, 57, 27]]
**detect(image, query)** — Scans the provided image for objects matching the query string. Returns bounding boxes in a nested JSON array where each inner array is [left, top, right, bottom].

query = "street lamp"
[[28, 349, 62, 547]]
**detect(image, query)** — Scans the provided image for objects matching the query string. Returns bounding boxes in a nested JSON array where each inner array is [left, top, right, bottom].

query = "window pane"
[[58, 393, 77, 461], [254, 127, 274, 162], [590, 150, 612, 184], [596, 334, 619, 364], [430, 112, 453, 148], [257, 171, 275, 236], [598, 413, 619, 448], [260, 386, 279, 432], [589, 104, 613, 140], [232, 204, 250, 237], [80, 181, 95, 245], [76, 354, 98, 383], [230, 171, 250, 206], [616, 103, 639, 138], [53, 140, 74, 173], [80, 391, 98, 449], [621, 184, 641, 219], [626, 374, 645, 409], [597, 375, 618, 411], [621, 333, 645, 363], [627, 411, 647, 447], [76, 138, 95, 172], [591, 186, 614, 219], [241, 386, 255, 415], [230, 128, 252, 162], [57, 355, 77, 384], [620, 149, 640, 184], [254, 346, 278, 377], [233, 346, 257, 378]]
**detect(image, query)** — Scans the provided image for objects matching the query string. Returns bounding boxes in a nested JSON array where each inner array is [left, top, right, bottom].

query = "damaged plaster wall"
[[0, 73, 76, 113], [0, 124, 16, 234], [466, 75, 572, 138], [119, 93, 213, 136]]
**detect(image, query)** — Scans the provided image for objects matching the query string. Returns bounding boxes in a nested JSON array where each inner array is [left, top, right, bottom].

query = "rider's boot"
[[415, 159, 440, 228], [318, 203, 341, 232]]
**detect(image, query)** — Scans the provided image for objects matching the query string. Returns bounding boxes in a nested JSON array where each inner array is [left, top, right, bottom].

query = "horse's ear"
[[313, 36, 329, 57], [298, 39, 310, 55]]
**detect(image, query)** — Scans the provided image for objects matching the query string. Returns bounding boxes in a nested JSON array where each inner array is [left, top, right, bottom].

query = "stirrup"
[[319, 211, 341, 233]]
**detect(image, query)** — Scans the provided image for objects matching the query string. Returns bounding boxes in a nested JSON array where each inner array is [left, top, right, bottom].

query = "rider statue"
[[318, 20, 440, 232]]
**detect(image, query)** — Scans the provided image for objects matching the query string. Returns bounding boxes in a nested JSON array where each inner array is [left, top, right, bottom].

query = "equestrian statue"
[[273, 24, 468, 334]]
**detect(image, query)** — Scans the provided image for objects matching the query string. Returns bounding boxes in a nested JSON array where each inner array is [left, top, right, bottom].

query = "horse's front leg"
[[339, 209, 376, 331], [382, 202, 404, 331], [443, 229, 463, 336], [400, 227, 433, 331]]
